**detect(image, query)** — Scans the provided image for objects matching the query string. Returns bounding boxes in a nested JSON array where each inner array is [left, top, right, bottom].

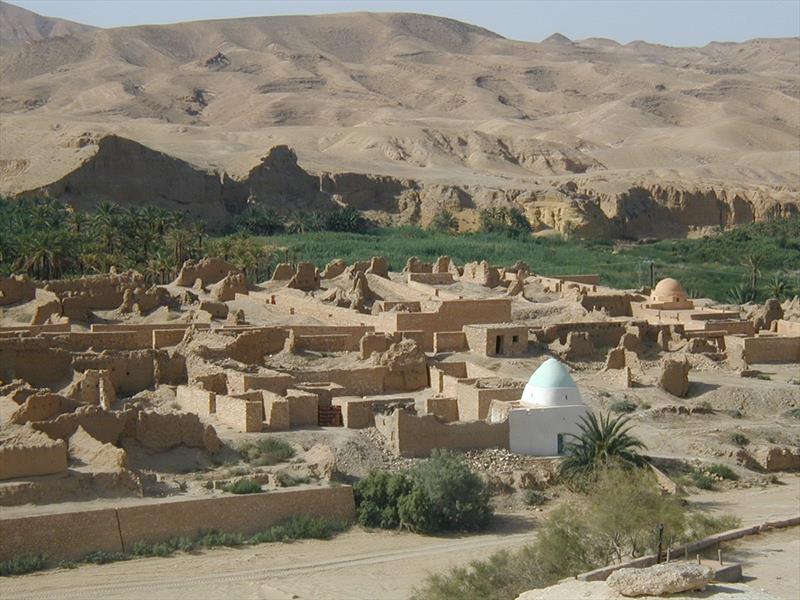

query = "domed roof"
[[520, 358, 582, 407], [653, 277, 686, 298], [526, 358, 577, 389]]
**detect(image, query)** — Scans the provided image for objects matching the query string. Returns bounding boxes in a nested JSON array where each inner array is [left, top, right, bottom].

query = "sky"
[[7, 0, 800, 46]]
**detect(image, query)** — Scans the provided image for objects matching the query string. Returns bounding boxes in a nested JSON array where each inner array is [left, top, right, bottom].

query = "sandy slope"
[[0, 8, 798, 193]]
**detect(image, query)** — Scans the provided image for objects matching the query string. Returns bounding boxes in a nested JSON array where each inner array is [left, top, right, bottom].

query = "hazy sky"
[[8, 0, 800, 46]]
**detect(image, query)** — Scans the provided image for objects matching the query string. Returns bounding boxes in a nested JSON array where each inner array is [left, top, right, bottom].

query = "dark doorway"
[[495, 335, 504, 355]]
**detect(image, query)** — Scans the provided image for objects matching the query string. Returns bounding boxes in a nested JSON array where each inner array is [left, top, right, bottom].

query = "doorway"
[[495, 335, 504, 355]]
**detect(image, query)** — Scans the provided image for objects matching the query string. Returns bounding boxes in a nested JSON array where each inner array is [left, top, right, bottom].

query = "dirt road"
[[3, 478, 798, 600]]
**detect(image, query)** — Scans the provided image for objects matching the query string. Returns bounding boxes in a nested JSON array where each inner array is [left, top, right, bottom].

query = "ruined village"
[[0, 251, 798, 598]]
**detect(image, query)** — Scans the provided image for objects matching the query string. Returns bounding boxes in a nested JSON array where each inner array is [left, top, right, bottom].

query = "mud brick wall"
[[215, 394, 264, 432], [176, 386, 216, 416], [456, 381, 524, 421], [0, 438, 67, 480], [376, 410, 509, 457], [433, 331, 468, 353]]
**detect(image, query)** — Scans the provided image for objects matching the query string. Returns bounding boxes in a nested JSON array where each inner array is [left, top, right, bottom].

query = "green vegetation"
[[729, 432, 750, 447], [354, 449, 492, 534], [609, 399, 638, 414], [707, 464, 739, 481], [275, 472, 311, 487], [685, 470, 715, 490], [412, 466, 739, 600], [785, 408, 800, 419], [239, 438, 295, 466], [2, 198, 797, 302], [559, 412, 646, 482], [428, 209, 459, 234], [523, 490, 548, 507], [224, 478, 263, 494], [0, 517, 348, 577], [0, 554, 47, 576]]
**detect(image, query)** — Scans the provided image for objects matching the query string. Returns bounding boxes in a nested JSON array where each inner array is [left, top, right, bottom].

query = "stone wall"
[[215, 394, 264, 432], [776, 320, 800, 336], [534, 321, 627, 347], [0, 429, 68, 480], [0, 486, 356, 562], [725, 335, 800, 367], [456, 379, 525, 421], [463, 324, 527, 356], [0, 275, 36, 306], [433, 331, 468, 353]]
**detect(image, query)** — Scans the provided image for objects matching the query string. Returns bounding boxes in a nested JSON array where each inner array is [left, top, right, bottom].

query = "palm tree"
[[93, 201, 120, 253], [165, 228, 193, 265], [742, 253, 765, 299], [428, 209, 459, 234], [560, 412, 646, 481], [766, 274, 789, 300], [67, 210, 89, 234]]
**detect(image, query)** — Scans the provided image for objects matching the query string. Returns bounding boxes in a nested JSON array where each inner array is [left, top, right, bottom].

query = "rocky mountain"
[[0, 7, 797, 236]]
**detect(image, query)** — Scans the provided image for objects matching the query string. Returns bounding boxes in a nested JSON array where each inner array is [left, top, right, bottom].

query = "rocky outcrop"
[[16, 135, 798, 239], [606, 562, 713, 597], [750, 298, 783, 332]]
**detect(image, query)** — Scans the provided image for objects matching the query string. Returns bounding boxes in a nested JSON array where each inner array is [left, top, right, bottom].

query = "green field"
[[264, 220, 800, 302]]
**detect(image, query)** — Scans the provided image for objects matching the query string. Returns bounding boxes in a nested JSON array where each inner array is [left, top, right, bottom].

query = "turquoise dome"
[[526, 358, 577, 389]]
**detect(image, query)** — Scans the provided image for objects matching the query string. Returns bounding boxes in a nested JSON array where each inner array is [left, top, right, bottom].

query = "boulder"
[[658, 355, 690, 397], [606, 562, 713, 597]]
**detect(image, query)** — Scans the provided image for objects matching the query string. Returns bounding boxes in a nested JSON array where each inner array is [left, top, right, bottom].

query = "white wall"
[[509, 405, 588, 456]]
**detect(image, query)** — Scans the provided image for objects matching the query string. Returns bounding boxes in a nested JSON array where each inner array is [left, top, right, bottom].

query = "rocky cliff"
[[19, 135, 798, 238]]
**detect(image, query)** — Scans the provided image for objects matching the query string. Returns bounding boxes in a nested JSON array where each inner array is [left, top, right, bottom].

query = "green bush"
[[729, 432, 750, 447], [428, 210, 459, 234], [687, 471, 715, 490], [275, 472, 311, 487], [707, 464, 739, 481], [524, 490, 547, 507], [609, 399, 637, 414], [355, 450, 492, 534], [225, 478, 263, 494], [197, 531, 244, 548], [682, 512, 741, 542], [414, 466, 689, 600], [82, 551, 127, 565], [240, 438, 295, 466], [248, 515, 348, 543], [785, 408, 800, 419], [0, 554, 47, 576]]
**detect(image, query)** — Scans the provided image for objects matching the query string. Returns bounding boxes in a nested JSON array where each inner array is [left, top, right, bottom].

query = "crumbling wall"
[[725, 335, 800, 367], [456, 379, 525, 421], [174, 257, 241, 286], [376, 409, 509, 457], [0, 275, 36, 306], [0, 426, 68, 480]]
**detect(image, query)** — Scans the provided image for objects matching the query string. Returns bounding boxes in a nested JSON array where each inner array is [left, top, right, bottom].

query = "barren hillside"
[[0, 6, 798, 236]]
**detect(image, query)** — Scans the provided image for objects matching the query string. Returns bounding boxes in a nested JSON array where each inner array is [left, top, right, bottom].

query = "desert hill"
[[0, 7, 798, 236], [0, 1, 95, 47]]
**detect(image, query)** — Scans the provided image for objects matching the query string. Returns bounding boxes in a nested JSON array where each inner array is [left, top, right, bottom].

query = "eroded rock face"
[[606, 562, 713, 597], [658, 355, 690, 397]]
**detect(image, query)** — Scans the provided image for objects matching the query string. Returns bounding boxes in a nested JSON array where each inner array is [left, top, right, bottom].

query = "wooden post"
[[666, 547, 671, 563], [656, 523, 664, 564], [718, 549, 723, 565], [697, 554, 701, 565]]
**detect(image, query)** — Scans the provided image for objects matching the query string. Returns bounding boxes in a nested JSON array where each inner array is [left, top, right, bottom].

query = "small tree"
[[428, 210, 459, 234], [560, 412, 646, 482]]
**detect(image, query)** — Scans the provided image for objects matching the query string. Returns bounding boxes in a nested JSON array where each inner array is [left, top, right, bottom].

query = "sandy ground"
[[3, 480, 798, 600]]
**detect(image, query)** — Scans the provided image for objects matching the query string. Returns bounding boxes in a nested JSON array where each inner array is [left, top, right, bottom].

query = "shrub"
[[225, 478, 262, 494], [355, 450, 492, 534], [0, 554, 47, 577], [428, 210, 459, 234], [478, 207, 531, 238], [323, 206, 368, 233], [197, 531, 244, 548], [707, 464, 739, 481], [131, 537, 194, 557], [609, 399, 637, 414], [82, 551, 127, 565], [248, 516, 348, 543], [523, 490, 547, 506], [682, 513, 741, 542], [240, 438, 295, 466], [413, 466, 689, 600], [729, 432, 750, 447], [275, 472, 311, 487], [687, 470, 715, 490], [785, 408, 800, 419]]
